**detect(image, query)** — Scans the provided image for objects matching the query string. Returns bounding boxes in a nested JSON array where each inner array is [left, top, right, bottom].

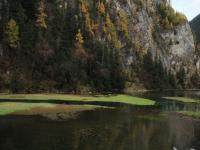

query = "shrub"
[[158, 3, 187, 29], [76, 84, 93, 94]]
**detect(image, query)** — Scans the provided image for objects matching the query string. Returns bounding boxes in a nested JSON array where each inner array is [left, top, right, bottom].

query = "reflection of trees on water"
[[69, 109, 199, 150], [160, 101, 198, 112], [0, 108, 199, 150]]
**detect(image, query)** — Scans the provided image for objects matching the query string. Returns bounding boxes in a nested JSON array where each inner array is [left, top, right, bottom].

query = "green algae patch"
[[163, 97, 199, 103], [0, 94, 155, 106]]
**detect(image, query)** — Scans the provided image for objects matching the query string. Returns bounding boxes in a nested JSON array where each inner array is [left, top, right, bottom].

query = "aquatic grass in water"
[[87, 95, 155, 105], [0, 103, 112, 116], [0, 94, 155, 106], [0, 94, 155, 116], [0, 102, 54, 115]]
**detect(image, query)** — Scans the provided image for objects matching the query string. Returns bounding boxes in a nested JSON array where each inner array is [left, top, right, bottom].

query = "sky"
[[171, 0, 200, 21]]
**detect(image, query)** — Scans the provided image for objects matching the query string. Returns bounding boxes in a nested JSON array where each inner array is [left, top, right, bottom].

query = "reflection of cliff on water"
[[158, 101, 200, 112]]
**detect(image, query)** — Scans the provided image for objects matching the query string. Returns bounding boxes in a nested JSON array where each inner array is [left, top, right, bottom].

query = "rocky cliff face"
[[109, 0, 196, 75], [160, 23, 196, 73]]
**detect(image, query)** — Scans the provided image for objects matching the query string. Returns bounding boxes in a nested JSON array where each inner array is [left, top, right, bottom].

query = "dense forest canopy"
[[0, 0, 199, 93]]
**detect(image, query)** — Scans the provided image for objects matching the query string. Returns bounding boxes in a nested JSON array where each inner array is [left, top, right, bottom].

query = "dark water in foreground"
[[0, 91, 200, 150]]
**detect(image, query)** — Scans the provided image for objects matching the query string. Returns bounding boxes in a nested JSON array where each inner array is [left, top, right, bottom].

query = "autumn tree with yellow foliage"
[[118, 11, 129, 38], [74, 29, 89, 60], [104, 14, 122, 49], [36, 0, 47, 29], [98, 2, 105, 15], [5, 19, 20, 49], [75, 29, 84, 46], [80, 0, 95, 37]]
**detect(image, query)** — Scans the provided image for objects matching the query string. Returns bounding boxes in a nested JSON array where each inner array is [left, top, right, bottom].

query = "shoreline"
[[0, 89, 199, 95]]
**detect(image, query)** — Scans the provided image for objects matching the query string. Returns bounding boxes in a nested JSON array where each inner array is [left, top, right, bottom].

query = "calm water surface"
[[0, 91, 200, 150]]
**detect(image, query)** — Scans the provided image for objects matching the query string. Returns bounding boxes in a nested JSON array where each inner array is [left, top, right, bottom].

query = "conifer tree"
[[118, 11, 129, 38], [75, 29, 84, 46], [98, 2, 105, 15], [80, 0, 94, 37], [74, 29, 88, 59], [73, 28, 89, 84], [36, 0, 47, 29], [104, 14, 122, 49], [5, 19, 19, 48]]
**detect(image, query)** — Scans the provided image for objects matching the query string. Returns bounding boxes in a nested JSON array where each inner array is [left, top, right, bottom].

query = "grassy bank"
[[0, 94, 155, 106], [163, 97, 199, 103]]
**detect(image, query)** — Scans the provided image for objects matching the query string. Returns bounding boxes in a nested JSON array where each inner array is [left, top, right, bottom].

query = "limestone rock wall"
[[110, 0, 196, 77]]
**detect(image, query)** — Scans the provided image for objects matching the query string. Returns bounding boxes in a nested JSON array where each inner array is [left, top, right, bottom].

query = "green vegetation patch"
[[163, 97, 199, 103], [0, 102, 111, 116], [0, 102, 54, 116], [0, 94, 155, 106], [177, 111, 200, 119], [158, 3, 187, 29], [89, 95, 155, 105]]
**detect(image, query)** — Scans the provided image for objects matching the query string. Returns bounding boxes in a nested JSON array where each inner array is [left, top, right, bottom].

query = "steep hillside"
[[0, 0, 199, 93], [190, 14, 200, 60], [190, 14, 200, 43], [190, 14, 200, 87]]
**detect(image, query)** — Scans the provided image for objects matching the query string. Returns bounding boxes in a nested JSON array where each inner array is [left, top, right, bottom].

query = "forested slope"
[[190, 14, 200, 57], [0, 0, 199, 93]]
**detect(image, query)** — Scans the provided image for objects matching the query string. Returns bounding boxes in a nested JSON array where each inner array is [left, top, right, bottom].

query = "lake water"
[[0, 91, 200, 150]]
